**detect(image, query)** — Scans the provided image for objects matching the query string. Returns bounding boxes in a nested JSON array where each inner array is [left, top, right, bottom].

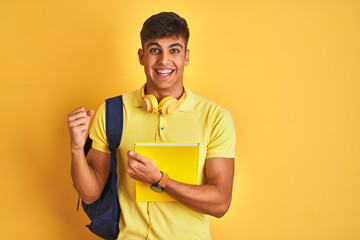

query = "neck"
[[145, 83, 184, 101]]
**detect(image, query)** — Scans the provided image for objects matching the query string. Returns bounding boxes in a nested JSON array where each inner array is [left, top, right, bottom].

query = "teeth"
[[157, 70, 173, 74]]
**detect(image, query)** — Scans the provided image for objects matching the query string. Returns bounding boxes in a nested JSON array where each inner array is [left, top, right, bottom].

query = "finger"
[[68, 107, 85, 116], [128, 151, 142, 162], [86, 109, 94, 118], [70, 125, 88, 134], [128, 151, 156, 168], [85, 110, 94, 124], [68, 112, 86, 122], [127, 151, 146, 165], [127, 157, 141, 170], [68, 117, 88, 127], [133, 151, 151, 164], [68, 111, 87, 122], [79, 125, 89, 133]]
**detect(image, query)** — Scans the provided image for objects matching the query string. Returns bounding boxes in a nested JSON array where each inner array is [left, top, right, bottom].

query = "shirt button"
[[161, 114, 164, 117], [160, 127, 164, 130]]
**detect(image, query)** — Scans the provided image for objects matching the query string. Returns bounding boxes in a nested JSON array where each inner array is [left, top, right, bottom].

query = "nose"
[[157, 52, 170, 65]]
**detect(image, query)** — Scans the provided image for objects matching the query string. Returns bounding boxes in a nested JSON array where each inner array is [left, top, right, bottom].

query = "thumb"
[[128, 150, 137, 159], [86, 109, 94, 118], [128, 151, 144, 162]]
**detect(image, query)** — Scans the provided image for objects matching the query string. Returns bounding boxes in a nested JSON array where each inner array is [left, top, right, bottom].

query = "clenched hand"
[[67, 107, 94, 152]]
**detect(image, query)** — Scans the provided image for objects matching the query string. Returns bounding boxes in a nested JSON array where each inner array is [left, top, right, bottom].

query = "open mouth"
[[155, 69, 175, 77]]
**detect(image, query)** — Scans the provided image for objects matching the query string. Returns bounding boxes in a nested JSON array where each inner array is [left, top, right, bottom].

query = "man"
[[68, 12, 236, 239]]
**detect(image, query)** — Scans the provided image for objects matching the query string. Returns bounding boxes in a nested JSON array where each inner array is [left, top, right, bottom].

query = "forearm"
[[164, 179, 231, 218], [71, 149, 101, 203], [127, 151, 234, 217]]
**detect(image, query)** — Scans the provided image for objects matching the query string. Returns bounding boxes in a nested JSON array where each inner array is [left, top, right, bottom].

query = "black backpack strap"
[[105, 95, 123, 234]]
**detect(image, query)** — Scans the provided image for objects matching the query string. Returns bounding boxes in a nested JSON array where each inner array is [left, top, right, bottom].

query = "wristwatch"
[[150, 172, 169, 193]]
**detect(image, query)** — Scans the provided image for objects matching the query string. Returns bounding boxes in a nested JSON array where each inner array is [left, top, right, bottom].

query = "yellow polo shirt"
[[89, 86, 236, 240]]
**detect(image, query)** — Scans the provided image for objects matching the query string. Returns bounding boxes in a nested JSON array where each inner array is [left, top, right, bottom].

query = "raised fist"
[[67, 107, 94, 152]]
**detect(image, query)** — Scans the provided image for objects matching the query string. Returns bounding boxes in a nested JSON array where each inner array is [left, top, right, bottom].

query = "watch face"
[[150, 184, 164, 193]]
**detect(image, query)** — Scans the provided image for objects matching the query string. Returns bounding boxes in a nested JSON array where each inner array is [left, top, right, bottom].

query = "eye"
[[150, 48, 160, 53], [170, 48, 180, 53]]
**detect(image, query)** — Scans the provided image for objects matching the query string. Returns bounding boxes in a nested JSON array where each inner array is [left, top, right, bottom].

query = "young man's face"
[[138, 36, 190, 93]]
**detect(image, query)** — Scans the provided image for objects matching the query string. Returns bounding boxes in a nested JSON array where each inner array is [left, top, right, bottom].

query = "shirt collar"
[[133, 85, 195, 113]]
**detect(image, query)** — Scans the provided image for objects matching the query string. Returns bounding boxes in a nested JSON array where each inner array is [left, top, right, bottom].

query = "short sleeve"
[[89, 103, 110, 153], [206, 107, 236, 159]]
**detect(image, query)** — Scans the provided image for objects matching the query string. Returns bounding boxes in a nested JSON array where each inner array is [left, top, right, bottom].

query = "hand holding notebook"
[[134, 143, 200, 202]]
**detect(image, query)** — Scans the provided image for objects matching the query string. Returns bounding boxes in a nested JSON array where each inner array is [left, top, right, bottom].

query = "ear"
[[138, 48, 144, 66], [184, 49, 190, 67]]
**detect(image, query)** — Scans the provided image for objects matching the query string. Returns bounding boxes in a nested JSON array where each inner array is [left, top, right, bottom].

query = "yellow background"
[[1, 0, 359, 239]]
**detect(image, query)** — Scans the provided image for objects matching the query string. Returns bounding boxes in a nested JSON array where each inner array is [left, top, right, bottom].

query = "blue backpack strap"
[[105, 95, 123, 234]]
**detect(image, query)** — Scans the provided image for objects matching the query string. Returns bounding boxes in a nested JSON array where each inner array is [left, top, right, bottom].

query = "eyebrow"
[[170, 43, 184, 49], [146, 42, 161, 49], [146, 42, 184, 50]]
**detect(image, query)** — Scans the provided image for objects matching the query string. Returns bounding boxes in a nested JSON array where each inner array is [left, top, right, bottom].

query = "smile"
[[155, 69, 175, 77]]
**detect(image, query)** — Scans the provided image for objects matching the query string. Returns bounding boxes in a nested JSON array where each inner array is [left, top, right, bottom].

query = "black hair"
[[140, 12, 190, 48]]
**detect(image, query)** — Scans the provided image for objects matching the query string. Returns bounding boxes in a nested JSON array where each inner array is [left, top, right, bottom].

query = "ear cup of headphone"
[[142, 94, 159, 113], [159, 97, 179, 114], [141, 84, 185, 114]]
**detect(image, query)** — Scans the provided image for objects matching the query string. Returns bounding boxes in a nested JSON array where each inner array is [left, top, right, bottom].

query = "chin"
[[150, 79, 178, 89]]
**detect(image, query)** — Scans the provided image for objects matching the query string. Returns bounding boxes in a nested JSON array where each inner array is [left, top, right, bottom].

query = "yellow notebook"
[[134, 142, 199, 202]]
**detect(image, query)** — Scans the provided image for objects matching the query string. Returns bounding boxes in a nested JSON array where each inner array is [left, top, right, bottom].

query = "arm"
[[71, 148, 110, 204], [165, 157, 234, 218], [127, 151, 234, 218], [68, 107, 110, 204]]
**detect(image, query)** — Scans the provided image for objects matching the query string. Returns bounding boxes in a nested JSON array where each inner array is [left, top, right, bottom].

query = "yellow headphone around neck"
[[141, 84, 186, 115]]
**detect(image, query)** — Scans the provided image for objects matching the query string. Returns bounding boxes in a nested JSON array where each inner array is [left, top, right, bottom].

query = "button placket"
[[159, 114, 165, 134]]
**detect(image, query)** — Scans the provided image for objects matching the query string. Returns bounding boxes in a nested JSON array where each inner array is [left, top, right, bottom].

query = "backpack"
[[79, 95, 123, 240]]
